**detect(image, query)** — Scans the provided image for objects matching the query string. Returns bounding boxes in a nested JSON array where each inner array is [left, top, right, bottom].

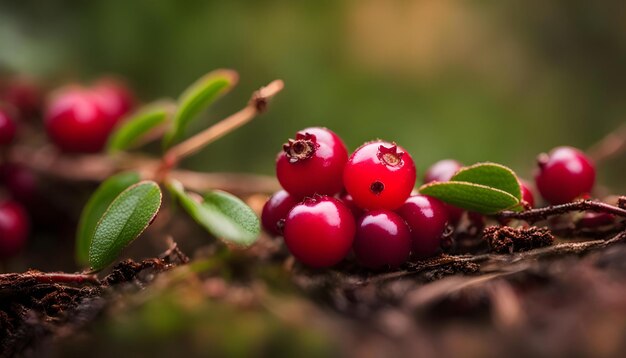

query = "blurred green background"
[[1, 0, 624, 190]]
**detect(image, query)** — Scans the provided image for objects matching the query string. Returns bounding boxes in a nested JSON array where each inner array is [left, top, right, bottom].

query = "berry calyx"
[[0, 108, 17, 146], [261, 190, 300, 236], [44, 86, 114, 153], [0, 200, 30, 259], [283, 195, 355, 268], [534, 146, 595, 204], [343, 141, 416, 210], [353, 210, 411, 269], [276, 127, 348, 198], [396, 194, 448, 259]]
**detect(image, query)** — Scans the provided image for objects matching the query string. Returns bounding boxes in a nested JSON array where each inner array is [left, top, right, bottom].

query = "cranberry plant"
[[75, 70, 283, 271]]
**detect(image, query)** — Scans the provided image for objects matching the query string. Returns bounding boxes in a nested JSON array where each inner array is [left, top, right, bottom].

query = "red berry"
[[283, 196, 355, 268], [92, 77, 135, 124], [423, 159, 464, 223], [423, 159, 462, 184], [0, 108, 17, 146], [1, 77, 42, 119], [0, 200, 29, 259], [519, 179, 535, 208], [577, 212, 614, 228], [261, 190, 300, 236], [353, 210, 411, 269], [343, 141, 416, 210], [0, 163, 38, 204], [338, 191, 365, 219], [276, 127, 348, 198], [44, 86, 114, 153], [396, 195, 448, 259], [534, 146, 595, 204]]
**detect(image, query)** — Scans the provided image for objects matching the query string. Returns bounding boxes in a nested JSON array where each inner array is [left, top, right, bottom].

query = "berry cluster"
[[264, 127, 447, 269], [0, 76, 135, 259], [263, 127, 599, 270]]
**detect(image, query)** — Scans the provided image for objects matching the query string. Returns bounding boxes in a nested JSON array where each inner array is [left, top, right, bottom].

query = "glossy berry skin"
[[344, 141, 416, 210], [92, 78, 135, 124], [396, 195, 448, 259], [519, 180, 535, 208], [45, 87, 114, 153], [0, 200, 29, 259], [534, 146, 595, 204], [276, 127, 348, 198], [353, 210, 411, 269], [261, 190, 300, 236], [423, 159, 462, 184], [283, 196, 355, 268], [0, 108, 17, 146]]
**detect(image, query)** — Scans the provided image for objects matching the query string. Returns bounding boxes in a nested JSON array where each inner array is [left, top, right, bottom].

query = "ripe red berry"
[[534, 146, 595, 204], [1, 77, 42, 119], [577, 212, 615, 228], [519, 179, 535, 208], [0, 108, 17, 146], [261, 190, 300, 236], [0, 200, 29, 259], [423, 159, 462, 184], [276, 127, 348, 198], [353, 210, 411, 269], [92, 78, 135, 124], [283, 196, 355, 268], [423, 159, 464, 223], [343, 141, 416, 210], [396, 195, 448, 259], [0, 163, 38, 204], [44, 86, 114, 153]]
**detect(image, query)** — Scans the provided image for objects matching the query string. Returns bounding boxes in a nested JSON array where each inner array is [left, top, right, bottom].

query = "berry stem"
[[162, 79, 284, 170], [0, 270, 100, 285], [496, 198, 626, 223]]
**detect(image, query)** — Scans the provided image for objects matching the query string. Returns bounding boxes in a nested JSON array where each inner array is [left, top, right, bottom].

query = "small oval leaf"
[[451, 162, 522, 200], [419, 181, 521, 214], [168, 180, 259, 247], [107, 101, 175, 153], [163, 69, 238, 149], [89, 181, 162, 271], [76, 171, 140, 266]]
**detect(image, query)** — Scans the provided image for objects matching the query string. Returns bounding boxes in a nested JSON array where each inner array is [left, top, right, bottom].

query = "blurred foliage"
[[0, 0, 624, 190]]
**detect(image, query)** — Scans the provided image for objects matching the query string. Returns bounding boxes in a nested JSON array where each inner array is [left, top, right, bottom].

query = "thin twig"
[[0, 270, 100, 286], [497, 199, 626, 223], [165, 79, 285, 164], [8, 145, 280, 195], [587, 123, 626, 164]]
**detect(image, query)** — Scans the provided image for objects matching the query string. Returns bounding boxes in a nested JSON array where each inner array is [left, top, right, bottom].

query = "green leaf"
[[89, 181, 162, 271], [75, 171, 140, 266], [107, 101, 175, 153], [167, 180, 259, 247], [451, 162, 522, 200], [419, 181, 521, 214], [162, 69, 238, 149]]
